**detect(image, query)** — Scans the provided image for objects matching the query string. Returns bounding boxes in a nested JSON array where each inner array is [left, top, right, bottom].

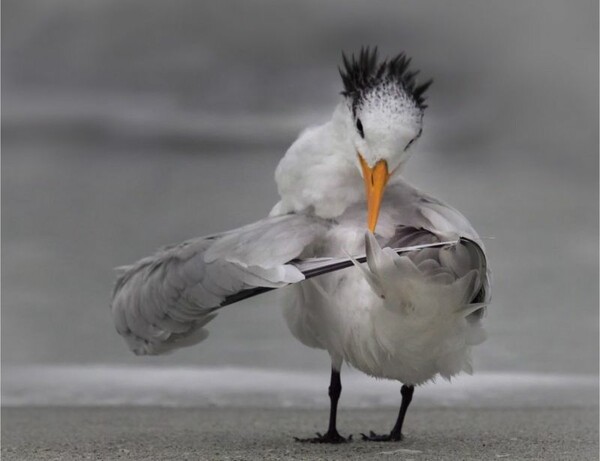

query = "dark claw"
[[294, 431, 352, 444], [361, 430, 403, 442]]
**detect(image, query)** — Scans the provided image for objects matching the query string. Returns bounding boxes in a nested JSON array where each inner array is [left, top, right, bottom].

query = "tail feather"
[[358, 231, 490, 378]]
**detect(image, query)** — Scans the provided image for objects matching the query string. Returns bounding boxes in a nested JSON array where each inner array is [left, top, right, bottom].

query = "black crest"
[[339, 47, 432, 114]]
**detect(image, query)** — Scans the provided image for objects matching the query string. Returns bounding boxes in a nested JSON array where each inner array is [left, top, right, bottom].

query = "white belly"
[[281, 218, 486, 385]]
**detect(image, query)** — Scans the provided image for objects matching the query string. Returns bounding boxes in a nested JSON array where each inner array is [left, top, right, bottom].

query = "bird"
[[110, 47, 491, 443]]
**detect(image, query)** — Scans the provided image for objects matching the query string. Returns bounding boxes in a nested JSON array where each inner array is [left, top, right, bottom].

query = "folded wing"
[[384, 225, 491, 309]]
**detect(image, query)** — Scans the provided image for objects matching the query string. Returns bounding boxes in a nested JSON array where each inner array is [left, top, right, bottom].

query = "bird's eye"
[[404, 138, 416, 151], [356, 118, 364, 138], [404, 128, 423, 151]]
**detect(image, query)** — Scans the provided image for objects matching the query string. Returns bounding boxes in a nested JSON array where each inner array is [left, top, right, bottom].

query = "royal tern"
[[111, 47, 491, 443]]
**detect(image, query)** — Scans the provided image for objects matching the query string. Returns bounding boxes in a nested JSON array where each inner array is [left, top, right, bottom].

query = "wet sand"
[[2, 406, 598, 460]]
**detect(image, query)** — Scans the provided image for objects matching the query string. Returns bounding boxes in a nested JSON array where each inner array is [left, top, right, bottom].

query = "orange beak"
[[359, 154, 390, 233]]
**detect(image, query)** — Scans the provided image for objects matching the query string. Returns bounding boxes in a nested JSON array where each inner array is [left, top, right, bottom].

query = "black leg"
[[295, 368, 351, 443], [362, 384, 414, 442]]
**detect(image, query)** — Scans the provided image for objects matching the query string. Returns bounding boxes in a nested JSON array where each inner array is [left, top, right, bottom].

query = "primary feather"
[[111, 214, 328, 355]]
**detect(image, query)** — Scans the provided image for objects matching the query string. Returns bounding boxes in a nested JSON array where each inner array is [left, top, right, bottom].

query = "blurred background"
[[2, 0, 598, 404]]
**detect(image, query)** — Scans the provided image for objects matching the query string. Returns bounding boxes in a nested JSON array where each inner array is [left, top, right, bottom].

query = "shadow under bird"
[[111, 47, 491, 443]]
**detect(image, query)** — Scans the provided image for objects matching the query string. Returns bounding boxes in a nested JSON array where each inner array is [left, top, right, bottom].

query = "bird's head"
[[339, 47, 432, 232]]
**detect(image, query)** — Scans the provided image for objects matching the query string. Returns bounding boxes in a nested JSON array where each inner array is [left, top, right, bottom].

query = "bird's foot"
[[361, 430, 403, 442], [294, 430, 352, 444]]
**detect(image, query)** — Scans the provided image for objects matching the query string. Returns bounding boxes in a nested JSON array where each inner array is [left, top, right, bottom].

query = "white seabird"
[[111, 47, 491, 443]]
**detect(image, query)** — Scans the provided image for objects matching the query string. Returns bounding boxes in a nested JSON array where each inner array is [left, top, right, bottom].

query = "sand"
[[2, 406, 597, 460]]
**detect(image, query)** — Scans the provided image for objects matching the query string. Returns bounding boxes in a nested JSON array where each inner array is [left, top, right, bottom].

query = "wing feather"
[[384, 225, 491, 310], [111, 214, 328, 355]]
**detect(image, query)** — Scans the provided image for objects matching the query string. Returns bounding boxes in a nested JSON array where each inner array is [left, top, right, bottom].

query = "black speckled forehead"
[[339, 47, 433, 117]]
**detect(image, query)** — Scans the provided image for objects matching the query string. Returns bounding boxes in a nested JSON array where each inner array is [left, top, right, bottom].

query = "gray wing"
[[110, 214, 329, 355], [380, 181, 492, 308], [383, 181, 485, 245], [384, 226, 491, 309]]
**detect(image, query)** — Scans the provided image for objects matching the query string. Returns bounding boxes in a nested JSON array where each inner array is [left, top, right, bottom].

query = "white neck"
[[270, 103, 365, 219]]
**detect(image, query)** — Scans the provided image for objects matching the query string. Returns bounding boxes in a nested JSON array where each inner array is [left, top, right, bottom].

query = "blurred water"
[[2, 0, 598, 385], [4, 365, 598, 408]]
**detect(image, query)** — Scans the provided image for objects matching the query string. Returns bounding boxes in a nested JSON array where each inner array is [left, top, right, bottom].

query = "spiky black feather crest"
[[339, 47, 432, 114]]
